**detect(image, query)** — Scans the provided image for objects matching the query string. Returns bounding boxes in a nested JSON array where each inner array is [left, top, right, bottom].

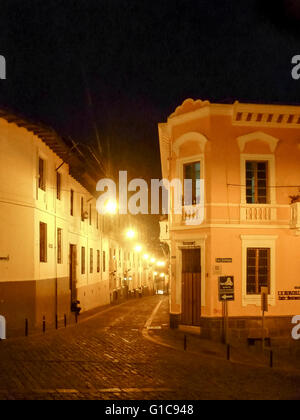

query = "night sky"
[[0, 0, 299, 182]]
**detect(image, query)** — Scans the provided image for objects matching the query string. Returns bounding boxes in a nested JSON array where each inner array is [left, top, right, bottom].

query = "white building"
[[0, 110, 153, 337]]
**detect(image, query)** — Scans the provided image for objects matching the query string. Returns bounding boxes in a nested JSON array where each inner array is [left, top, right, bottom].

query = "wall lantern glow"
[[104, 199, 118, 214], [143, 254, 149, 260], [156, 261, 166, 267], [154, 272, 158, 276], [160, 273, 165, 278], [126, 229, 136, 239], [134, 245, 142, 253], [150, 258, 156, 264]]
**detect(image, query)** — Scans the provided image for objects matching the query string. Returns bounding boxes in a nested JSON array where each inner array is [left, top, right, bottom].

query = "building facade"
[[159, 99, 300, 341], [0, 111, 154, 337]]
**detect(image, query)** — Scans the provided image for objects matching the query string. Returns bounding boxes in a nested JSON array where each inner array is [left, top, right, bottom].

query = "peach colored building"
[[0, 110, 153, 337], [159, 99, 300, 341]]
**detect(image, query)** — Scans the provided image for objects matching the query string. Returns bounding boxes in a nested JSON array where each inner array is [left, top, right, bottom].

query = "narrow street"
[[0, 295, 299, 400]]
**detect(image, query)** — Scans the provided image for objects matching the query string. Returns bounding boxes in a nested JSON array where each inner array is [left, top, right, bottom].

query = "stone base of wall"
[[0, 277, 71, 338], [198, 316, 294, 344], [170, 313, 181, 329]]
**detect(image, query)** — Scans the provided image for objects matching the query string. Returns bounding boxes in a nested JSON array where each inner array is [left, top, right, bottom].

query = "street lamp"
[[126, 229, 136, 239], [134, 244, 142, 253], [143, 254, 149, 260], [156, 261, 166, 267], [104, 199, 118, 214]]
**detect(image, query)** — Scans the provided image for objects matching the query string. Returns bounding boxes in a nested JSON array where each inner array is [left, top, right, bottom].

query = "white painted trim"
[[173, 132, 208, 156], [237, 131, 280, 153], [240, 235, 277, 307], [170, 223, 290, 231]]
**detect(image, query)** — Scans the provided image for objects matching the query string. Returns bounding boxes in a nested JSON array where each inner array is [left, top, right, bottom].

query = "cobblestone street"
[[0, 295, 299, 400]]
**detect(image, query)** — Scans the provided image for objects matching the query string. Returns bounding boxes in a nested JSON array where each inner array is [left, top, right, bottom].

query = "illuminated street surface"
[[0, 296, 299, 400]]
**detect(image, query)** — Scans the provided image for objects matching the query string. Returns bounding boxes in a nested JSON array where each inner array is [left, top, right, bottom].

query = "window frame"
[[241, 235, 277, 307], [240, 154, 276, 206], [245, 161, 269, 204], [81, 246, 86, 275], [246, 247, 270, 295], [70, 190, 74, 216], [38, 157, 46, 191], [56, 171, 62, 201], [57, 227, 63, 264], [39, 222, 47, 263]]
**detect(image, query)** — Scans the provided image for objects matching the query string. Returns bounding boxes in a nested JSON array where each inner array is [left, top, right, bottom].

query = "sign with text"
[[216, 258, 232, 263], [219, 276, 234, 301], [278, 291, 300, 301]]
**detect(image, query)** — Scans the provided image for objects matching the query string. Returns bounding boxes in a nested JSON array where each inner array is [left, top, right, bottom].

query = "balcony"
[[159, 220, 170, 243], [182, 204, 205, 226], [290, 202, 300, 232], [240, 204, 277, 222]]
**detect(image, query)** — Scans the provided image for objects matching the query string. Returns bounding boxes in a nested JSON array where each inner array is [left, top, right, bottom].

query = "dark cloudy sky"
[[0, 0, 299, 181]]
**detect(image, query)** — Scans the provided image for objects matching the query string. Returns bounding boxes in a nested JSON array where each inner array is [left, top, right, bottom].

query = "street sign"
[[216, 258, 232, 263], [261, 287, 269, 312], [219, 276, 234, 302]]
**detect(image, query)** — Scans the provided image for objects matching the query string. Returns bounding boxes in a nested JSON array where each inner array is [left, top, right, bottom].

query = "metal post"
[[43, 316, 46, 333], [55, 315, 58, 330], [262, 310, 265, 351], [75, 312, 78, 324], [184, 335, 187, 351], [64, 314, 67, 328], [270, 350, 273, 368], [225, 300, 229, 345], [227, 344, 231, 361], [25, 319, 28, 337]]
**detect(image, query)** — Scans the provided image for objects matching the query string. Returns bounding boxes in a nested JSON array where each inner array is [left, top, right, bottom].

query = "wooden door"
[[181, 248, 201, 325]]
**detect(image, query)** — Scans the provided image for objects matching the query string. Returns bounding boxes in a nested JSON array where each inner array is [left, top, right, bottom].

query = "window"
[[103, 251, 106, 272], [57, 228, 63, 264], [39, 158, 46, 191], [81, 247, 86, 274], [97, 250, 100, 273], [89, 204, 92, 226], [90, 249, 93, 273], [183, 161, 201, 205], [96, 213, 99, 230], [81, 197, 84, 222], [247, 248, 270, 295], [246, 161, 268, 204], [70, 190, 74, 216], [40, 222, 47, 263], [56, 172, 62, 200]]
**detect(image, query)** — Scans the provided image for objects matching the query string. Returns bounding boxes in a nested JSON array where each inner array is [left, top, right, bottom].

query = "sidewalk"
[[146, 296, 300, 372]]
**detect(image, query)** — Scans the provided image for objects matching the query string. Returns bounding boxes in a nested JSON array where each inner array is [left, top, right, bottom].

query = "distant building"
[[159, 99, 300, 341], [0, 110, 154, 337]]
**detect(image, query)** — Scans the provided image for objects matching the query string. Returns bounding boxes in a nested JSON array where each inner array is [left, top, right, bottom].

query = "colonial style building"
[[159, 99, 300, 341], [0, 110, 154, 337]]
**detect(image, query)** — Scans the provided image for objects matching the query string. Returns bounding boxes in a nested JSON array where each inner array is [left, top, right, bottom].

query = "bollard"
[[227, 344, 231, 361], [75, 312, 78, 324], [184, 335, 187, 351], [55, 315, 58, 330], [25, 319, 28, 337], [64, 314, 67, 328], [270, 350, 273, 368], [42, 316, 46, 333]]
